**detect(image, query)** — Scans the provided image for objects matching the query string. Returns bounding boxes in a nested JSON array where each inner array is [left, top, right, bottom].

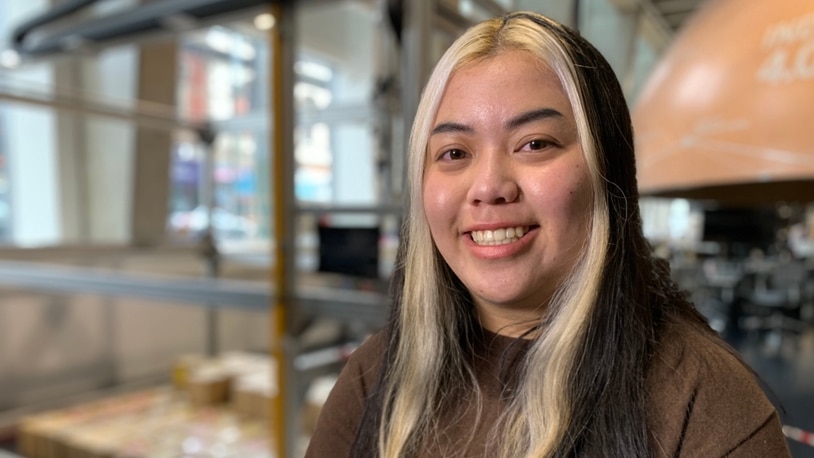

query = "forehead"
[[434, 50, 574, 124]]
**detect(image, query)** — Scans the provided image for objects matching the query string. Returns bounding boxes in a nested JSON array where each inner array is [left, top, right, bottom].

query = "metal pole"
[[400, 0, 432, 195], [198, 125, 221, 357], [573, 0, 581, 31]]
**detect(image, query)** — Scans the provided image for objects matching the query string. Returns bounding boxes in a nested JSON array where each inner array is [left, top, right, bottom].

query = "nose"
[[466, 152, 519, 205]]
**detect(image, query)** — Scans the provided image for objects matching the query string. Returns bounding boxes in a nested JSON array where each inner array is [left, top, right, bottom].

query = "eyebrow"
[[431, 121, 473, 136], [506, 108, 563, 129], [430, 107, 564, 136]]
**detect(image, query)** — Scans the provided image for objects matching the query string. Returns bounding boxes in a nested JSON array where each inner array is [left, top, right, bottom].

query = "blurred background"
[[0, 0, 813, 456]]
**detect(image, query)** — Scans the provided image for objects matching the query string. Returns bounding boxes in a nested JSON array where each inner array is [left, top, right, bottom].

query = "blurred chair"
[[691, 257, 743, 336], [738, 257, 809, 348]]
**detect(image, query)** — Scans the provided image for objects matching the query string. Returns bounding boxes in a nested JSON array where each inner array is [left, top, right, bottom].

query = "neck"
[[475, 304, 542, 339]]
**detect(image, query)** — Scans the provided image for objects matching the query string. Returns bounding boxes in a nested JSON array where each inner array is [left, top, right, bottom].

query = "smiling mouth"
[[470, 226, 529, 246]]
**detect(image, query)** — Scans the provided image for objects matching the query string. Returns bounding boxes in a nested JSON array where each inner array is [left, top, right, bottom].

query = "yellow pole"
[[269, 3, 291, 457]]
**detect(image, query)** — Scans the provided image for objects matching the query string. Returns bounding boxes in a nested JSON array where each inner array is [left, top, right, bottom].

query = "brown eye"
[[527, 140, 546, 150], [520, 139, 555, 152], [441, 148, 468, 160]]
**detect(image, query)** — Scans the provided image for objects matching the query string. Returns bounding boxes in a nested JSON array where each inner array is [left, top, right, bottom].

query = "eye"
[[439, 148, 468, 161], [520, 139, 553, 152]]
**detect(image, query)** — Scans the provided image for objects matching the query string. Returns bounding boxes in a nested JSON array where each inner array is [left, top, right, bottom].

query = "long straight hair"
[[351, 11, 708, 458]]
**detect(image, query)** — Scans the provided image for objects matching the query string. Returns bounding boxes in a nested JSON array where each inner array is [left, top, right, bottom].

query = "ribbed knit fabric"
[[306, 323, 790, 457]]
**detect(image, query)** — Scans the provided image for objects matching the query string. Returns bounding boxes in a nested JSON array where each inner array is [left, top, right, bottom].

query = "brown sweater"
[[306, 323, 790, 457]]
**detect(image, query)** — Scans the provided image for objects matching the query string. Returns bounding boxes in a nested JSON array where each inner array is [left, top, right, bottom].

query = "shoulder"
[[648, 322, 765, 406], [322, 327, 389, 411], [342, 329, 389, 392], [305, 329, 388, 457], [647, 321, 789, 457]]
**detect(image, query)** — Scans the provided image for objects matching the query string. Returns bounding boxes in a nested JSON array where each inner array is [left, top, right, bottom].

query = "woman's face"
[[423, 50, 593, 332]]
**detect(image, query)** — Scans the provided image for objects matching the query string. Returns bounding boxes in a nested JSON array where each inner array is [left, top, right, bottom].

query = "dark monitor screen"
[[318, 225, 380, 279], [702, 207, 778, 250]]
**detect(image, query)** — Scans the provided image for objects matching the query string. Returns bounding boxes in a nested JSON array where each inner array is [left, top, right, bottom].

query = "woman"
[[306, 11, 790, 458]]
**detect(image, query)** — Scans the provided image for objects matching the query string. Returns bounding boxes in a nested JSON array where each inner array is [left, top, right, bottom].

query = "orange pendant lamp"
[[633, 0, 814, 206]]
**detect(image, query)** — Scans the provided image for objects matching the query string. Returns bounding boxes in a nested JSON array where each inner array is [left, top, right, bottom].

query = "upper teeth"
[[471, 226, 527, 245]]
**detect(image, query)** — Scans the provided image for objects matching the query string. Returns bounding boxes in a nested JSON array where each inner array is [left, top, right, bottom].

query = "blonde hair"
[[380, 12, 611, 457]]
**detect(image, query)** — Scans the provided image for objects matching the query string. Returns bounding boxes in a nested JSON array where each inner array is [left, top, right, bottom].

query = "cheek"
[[563, 176, 594, 247], [566, 175, 593, 221], [422, 175, 458, 230], [541, 170, 593, 235]]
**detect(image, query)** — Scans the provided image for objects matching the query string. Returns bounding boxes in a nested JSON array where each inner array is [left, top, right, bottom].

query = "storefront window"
[[0, 0, 53, 245], [294, 55, 335, 204], [169, 24, 270, 242], [0, 117, 9, 241]]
